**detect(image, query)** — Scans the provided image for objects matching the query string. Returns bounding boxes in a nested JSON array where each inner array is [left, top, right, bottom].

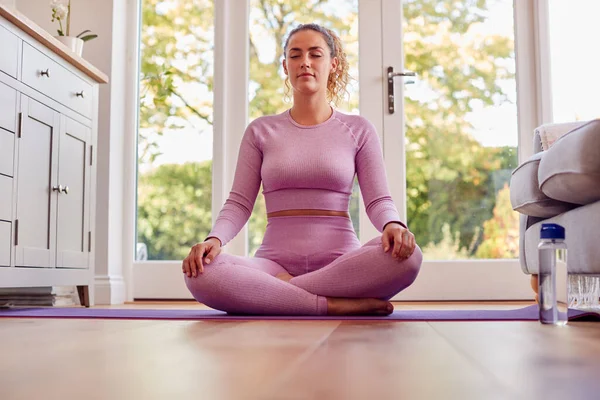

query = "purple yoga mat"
[[0, 305, 598, 321]]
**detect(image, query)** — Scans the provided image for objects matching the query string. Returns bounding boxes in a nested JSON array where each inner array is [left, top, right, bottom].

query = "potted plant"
[[50, 0, 97, 57]]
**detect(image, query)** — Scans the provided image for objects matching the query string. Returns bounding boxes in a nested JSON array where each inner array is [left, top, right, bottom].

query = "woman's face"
[[283, 30, 338, 98]]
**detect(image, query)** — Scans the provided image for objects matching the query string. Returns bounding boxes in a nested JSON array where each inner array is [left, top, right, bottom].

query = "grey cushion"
[[539, 119, 600, 205], [510, 152, 576, 217], [524, 200, 600, 274]]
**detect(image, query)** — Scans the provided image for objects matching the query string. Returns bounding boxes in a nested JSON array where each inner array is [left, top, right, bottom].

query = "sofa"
[[510, 119, 600, 306]]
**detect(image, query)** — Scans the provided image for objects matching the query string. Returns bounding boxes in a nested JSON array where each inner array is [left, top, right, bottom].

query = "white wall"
[[0, 0, 15, 8], [15, 0, 131, 304]]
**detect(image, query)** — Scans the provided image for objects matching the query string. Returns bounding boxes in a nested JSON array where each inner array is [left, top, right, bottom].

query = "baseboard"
[[133, 260, 534, 301], [392, 260, 535, 301], [94, 274, 127, 305], [133, 262, 193, 299]]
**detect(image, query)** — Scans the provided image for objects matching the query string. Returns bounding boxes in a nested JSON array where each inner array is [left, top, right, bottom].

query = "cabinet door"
[[56, 115, 91, 269], [0, 81, 17, 134], [14, 96, 59, 268]]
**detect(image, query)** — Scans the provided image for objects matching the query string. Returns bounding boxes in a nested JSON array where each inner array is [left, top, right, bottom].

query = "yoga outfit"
[[184, 109, 422, 315]]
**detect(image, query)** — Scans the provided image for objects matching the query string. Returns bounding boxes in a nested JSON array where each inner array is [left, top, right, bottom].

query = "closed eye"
[[289, 54, 322, 59]]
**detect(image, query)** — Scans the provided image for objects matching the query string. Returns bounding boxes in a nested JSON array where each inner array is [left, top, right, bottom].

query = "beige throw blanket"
[[536, 121, 587, 150]]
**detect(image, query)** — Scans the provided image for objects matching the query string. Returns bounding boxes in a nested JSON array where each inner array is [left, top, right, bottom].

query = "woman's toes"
[[386, 302, 394, 314]]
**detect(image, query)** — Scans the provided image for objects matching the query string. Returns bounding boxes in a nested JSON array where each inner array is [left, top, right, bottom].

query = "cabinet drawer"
[[21, 43, 93, 119], [0, 128, 15, 177], [0, 82, 17, 133], [0, 221, 10, 266], [0, 24, 19, 79], [0, 174, 12, 221]]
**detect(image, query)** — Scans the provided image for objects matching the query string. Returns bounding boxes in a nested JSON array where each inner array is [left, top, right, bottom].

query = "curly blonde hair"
[[283, 24, 350, 106]]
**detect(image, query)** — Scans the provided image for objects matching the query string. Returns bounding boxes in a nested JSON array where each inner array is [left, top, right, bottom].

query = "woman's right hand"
[[182, 238, 222, 278]]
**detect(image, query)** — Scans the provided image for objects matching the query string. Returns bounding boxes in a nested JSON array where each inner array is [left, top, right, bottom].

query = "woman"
[[183, 23, 422, 316]]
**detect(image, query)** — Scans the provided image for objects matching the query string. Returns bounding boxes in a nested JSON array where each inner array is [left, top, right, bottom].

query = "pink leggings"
[[184, 216, 422, 315]]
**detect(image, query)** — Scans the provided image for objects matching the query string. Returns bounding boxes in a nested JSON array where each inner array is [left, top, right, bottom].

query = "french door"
[[133, 0, 533, 300]]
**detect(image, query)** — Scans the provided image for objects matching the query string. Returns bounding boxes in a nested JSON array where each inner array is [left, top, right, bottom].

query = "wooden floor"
[[1, 301, 600, 400]]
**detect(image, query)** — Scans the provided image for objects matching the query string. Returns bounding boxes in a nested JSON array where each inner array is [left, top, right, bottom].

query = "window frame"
[[125, 0, 550, 301]]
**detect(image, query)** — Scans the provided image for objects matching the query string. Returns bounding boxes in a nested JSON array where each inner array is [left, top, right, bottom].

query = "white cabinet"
[[0, 9, 107, 306], [14, 97, 92, 269]]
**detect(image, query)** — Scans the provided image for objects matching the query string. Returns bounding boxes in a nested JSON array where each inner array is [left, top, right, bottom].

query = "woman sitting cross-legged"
[[182, 23, 423, 316]]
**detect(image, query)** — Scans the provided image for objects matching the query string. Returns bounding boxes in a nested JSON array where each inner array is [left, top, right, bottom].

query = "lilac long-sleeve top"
[[206, 109, 405, 246]]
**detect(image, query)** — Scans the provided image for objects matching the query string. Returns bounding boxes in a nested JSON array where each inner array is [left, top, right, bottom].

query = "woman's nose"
[[300, 55, 310, 68]]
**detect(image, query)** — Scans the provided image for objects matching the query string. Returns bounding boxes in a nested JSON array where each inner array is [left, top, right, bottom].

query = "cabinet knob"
[[52, 185, 63, 192], [62, 186, 69, 194], [40, 69, 50, 78], [76, 91, 85, 98]]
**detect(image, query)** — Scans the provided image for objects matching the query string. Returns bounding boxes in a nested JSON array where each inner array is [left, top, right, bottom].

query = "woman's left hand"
[[382, 222, 416, 260]]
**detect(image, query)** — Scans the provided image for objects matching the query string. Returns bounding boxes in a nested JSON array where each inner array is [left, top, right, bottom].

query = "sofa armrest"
[[519, 214, 545, 274], [518, 122, 584, 274], [519, 214, 528, 274]]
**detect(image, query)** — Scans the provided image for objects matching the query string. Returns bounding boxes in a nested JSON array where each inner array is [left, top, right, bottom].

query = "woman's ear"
[[330, 57, 339, 74], [282, 58, 288, 75]]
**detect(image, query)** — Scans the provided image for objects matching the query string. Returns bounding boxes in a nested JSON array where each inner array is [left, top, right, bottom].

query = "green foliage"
[[76, 30, 98, 42], [475, 183, 520, 259], [422, 223, 477, 260], [139, 0, 214, 164], [402, 0, 518, 255], [137, 162, 212, 260], [137, 0, 520, 260]]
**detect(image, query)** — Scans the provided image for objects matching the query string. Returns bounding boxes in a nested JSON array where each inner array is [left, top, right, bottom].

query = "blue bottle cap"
[[540, 223, 565, 239]]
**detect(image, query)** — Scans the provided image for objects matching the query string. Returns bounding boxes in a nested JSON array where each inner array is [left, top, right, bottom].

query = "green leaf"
[[80, 34, 98, 42], [76, 30, 92, 38]]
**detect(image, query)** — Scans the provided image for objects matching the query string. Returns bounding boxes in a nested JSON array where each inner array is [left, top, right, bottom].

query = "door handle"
[[387, 67, 416, 114], [52, 185, 63, 193]]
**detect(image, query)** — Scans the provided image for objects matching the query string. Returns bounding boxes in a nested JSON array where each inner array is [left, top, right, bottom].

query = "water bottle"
[[538, 223, 568, 325]]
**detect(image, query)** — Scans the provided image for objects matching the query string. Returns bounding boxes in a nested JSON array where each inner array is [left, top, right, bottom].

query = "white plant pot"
[[54, 36, 84, 57]]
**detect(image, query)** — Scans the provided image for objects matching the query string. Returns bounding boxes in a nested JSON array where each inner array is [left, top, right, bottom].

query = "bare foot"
[[276, 272, 294, 283], [531, 274, 539, 304], [327, 297, 393, 316]]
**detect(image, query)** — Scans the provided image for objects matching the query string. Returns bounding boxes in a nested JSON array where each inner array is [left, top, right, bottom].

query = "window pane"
[[247, 0, 359, 256], [403, 0, 519, 260], [549, 0, 600, 122], [136, 0, 214, 261]]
